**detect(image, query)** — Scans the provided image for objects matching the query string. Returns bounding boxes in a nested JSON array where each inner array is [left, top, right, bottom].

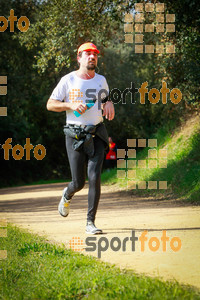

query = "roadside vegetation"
[[101, 113, 200, 203], [0, 224, 199, 299]]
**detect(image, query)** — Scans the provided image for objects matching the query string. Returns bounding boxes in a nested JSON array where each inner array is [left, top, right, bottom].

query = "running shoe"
[[86, 221, 102, 234], [58, 187, 70, 217]]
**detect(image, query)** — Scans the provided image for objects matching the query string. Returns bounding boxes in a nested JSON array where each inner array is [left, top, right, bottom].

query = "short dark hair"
[[77, 51, 83, 67]]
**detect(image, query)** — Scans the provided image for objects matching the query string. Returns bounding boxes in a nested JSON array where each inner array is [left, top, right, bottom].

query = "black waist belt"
[[63, 122, 109, 157]]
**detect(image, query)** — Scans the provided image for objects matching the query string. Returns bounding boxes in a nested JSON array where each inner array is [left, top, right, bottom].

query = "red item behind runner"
[[106, 142, 117, 160]]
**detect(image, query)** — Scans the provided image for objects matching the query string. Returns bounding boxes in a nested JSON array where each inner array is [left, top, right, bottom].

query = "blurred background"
[[0, 0, 199, 192]]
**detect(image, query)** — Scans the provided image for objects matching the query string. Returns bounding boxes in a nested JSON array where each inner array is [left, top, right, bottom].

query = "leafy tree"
[[0, 0, 199, 187]]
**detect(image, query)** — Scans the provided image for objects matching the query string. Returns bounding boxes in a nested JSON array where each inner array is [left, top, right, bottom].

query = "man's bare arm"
[[46, 98, 87, 113]]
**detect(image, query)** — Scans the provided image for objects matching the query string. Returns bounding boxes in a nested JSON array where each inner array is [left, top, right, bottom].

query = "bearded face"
[[78, 51, 98, 70], [87, 60, 96, 70]]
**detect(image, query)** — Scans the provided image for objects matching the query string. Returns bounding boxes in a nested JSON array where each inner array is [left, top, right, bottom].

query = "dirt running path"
[[0, 183, 199, 289]]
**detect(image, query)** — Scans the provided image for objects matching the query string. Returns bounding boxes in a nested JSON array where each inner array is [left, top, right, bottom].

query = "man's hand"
[[102, 101, 115, 121], [70, 103, 87, 114]]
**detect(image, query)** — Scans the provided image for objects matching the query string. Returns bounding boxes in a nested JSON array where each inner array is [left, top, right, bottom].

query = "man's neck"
[[76, 68, 95, 80]]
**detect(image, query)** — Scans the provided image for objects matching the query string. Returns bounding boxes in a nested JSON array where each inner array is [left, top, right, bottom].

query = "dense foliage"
[[0, 0, 199, 187]]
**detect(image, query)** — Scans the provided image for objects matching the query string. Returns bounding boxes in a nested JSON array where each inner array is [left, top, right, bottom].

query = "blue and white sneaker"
[[58, 187, 70, 217]]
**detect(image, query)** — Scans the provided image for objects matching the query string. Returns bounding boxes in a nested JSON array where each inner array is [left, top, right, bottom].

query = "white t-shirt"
[[50, 71, 109, 125]]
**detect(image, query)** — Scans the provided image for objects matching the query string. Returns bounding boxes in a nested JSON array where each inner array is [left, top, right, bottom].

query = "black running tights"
[[65, 135, 105, 222]]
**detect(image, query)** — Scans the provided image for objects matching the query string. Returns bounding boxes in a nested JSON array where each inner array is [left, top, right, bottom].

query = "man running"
[[47, 42, 115, 234]]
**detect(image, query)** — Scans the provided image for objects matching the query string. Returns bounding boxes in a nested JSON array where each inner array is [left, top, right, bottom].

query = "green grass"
[[101, 116, 200, 203], [101, 168, 117, 185], [0, 224, 199, 299]]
